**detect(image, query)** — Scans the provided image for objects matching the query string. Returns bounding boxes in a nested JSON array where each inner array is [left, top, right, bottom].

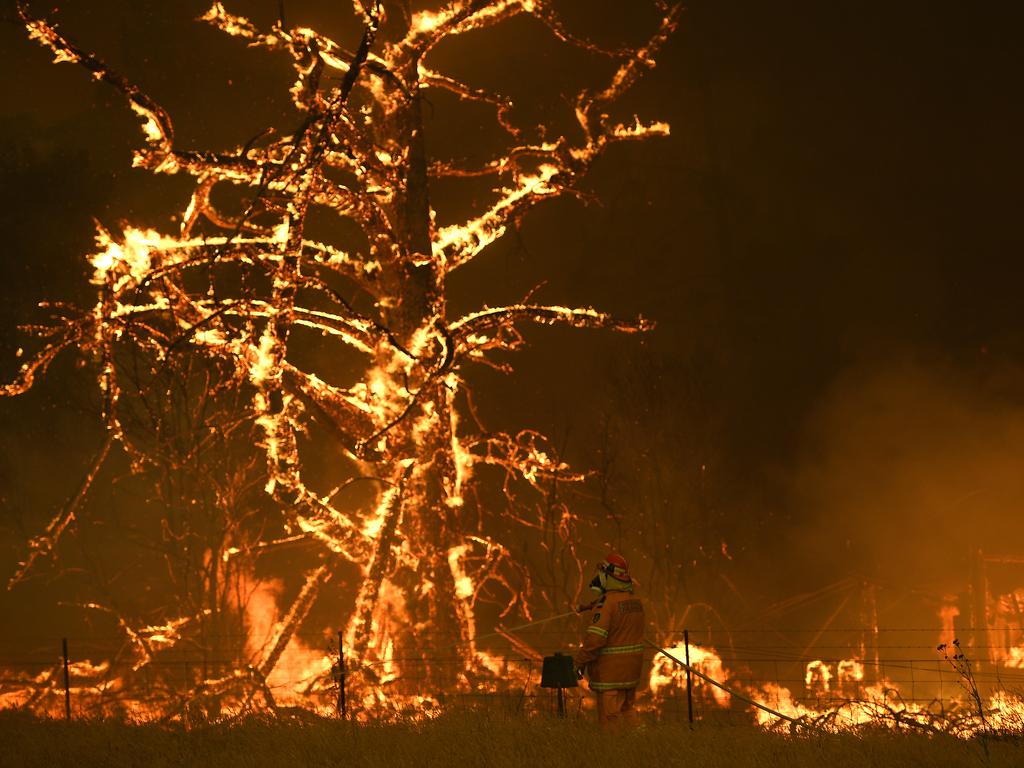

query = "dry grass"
[[2, 709, 1022, 768]]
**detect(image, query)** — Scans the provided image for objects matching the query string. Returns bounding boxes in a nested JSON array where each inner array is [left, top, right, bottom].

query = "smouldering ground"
[[2, 711, 1022, 768]]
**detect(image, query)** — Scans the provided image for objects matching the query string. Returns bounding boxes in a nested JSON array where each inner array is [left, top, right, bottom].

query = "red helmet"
[[600, 552, 630, 582]]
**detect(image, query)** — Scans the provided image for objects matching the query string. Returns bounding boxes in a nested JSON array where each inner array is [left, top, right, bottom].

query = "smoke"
[[790, 359, 1024, 594]]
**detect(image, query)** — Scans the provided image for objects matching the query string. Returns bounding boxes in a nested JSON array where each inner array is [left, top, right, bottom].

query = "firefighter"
[[574, 552, 645, 727]]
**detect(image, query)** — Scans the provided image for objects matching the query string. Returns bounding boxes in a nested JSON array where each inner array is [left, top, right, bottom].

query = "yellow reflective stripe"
[[590, 680, 640, 691], [587, 626, 609, 638], [598, 644, 644, 655]]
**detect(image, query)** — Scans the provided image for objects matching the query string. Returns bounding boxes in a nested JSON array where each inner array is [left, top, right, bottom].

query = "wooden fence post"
[[684, 629, 694, 728], [62, 637, 71, 721]]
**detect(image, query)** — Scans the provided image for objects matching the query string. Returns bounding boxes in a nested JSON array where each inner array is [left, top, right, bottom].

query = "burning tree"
[[6, 1, 679, 714]]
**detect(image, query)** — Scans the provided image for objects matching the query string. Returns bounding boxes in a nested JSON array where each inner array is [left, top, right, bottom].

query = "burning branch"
[[8, 433, 113, 588]]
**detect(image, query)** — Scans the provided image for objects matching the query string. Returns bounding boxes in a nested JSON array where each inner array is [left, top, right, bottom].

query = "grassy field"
[[2, 709, 1022, 768]]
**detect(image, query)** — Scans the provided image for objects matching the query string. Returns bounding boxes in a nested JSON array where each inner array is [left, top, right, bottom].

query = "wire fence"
[[3, 626, 1023, 724]]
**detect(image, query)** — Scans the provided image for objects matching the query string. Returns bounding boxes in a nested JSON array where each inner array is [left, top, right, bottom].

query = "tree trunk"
[[344, 2, 472, 702]]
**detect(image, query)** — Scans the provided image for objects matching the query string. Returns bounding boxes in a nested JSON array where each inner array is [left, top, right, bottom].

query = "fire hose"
[[485, 611, 815, 730], [643, 639, 816, 731]]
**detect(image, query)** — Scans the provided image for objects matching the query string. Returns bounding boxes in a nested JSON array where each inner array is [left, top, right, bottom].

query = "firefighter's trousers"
[[596, 687, 637, 728]]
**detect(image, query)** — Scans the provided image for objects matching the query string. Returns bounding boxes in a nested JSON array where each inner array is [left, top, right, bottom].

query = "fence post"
[[337, 630, 347, 719], [684, 629, 694, 728], [937, 659, 944, 715], [62, 637, 71, 721]]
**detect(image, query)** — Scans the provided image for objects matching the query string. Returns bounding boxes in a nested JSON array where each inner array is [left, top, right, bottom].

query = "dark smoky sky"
[[1, 0, 1024, 636]]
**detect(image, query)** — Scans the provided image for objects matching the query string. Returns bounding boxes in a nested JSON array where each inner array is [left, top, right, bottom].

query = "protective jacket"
[[574, 587, 645, 691]]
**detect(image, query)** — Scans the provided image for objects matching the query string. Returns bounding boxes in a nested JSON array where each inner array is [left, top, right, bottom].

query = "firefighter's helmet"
[[600, 552, 630, 582]]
